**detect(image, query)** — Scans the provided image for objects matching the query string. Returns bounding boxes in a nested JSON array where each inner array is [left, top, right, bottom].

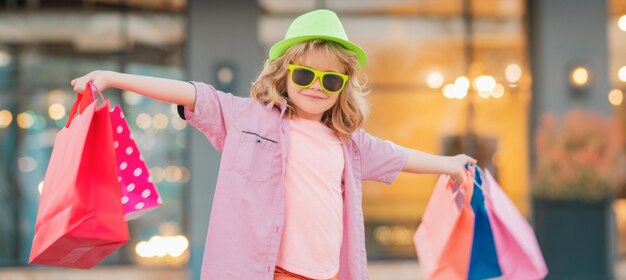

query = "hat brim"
[[269, 35, 367, 69]]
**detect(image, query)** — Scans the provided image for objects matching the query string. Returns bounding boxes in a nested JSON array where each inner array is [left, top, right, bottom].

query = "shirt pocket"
[[234, 130, 279, 183]]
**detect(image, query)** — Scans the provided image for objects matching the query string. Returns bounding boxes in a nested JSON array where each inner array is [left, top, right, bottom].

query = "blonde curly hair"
[[251, 39, 370, 139]]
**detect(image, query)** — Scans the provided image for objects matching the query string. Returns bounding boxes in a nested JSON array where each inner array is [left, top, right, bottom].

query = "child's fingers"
[[73, 81, 87, 94], [454, 167, 468, 184], [71, 77, 84, 93], [466, 155, 477, 165]]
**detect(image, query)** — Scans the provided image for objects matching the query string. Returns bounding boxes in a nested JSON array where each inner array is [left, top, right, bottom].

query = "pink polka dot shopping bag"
[[109, 105, 163, 221]]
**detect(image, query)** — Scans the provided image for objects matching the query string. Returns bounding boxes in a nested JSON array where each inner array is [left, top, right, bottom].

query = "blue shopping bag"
[[468, 166, 502, 280]]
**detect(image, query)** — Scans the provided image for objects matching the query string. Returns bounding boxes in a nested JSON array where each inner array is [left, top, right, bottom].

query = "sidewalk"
[[2, 260, 626, 279], [368, 260, 420, 280], [368, 260, 626, 280]]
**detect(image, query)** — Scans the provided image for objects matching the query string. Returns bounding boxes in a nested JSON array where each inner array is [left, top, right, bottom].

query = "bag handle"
[[65, 93, 83, 128], [465, 164, 497, 206], [64, 82, 106, 128], [464, 163, 487, 191], [448, 167, 475, 206], [79, 82, 105, 113]]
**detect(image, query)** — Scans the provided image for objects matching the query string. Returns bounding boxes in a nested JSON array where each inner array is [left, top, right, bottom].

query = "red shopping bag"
[[110, 105, 162, 220], [414, 174, 475, 280], [29, 84, 129, 269], [482, 169, 548, 280]]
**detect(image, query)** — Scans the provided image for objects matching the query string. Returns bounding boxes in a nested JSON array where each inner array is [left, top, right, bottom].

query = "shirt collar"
[[265, 99, 287, 117]]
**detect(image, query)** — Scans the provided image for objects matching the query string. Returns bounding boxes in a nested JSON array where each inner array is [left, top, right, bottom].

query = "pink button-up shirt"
[[183, 82, 408, 280]]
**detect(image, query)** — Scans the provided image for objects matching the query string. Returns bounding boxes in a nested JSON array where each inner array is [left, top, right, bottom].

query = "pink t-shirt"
[[276, 117, 345, 279]]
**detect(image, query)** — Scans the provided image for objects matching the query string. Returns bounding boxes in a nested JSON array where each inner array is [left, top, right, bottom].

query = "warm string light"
[[136, 113, 152, 129], [609, 89, 624, 106], [148, 166, 190, 183], [474, 75, 496, 98], [505, 64, 522, 85], [619, 15, 626, 32], [437, 75, 509, 99], [135, 235, 189, 258], [17, 112, 35, 129], [441, 76, 469, 99], [48, 103, 66, 120], [426, 72, 444, 89], [430, 64, 519, 99], [153, 113, 169, 129], [0, 110, 12, 128], [618, 66, 626, 83], [374, 225, 414, 246], [10, 89, 187, 132], [569, 66, 589, 87]]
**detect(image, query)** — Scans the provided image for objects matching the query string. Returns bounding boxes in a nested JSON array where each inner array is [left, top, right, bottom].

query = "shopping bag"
[[29, 85, 129, 269], [80, 83, 163, 220], [109, 105, 162, 220], [482, 169, 548, 280], [468, 168, 502, 280], [414, 174, 475, 280]]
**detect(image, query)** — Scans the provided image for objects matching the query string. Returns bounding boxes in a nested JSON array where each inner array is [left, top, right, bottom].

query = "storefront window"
[[0, 3, 188, 267]]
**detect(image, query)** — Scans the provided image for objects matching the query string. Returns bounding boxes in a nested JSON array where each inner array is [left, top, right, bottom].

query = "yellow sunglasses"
[[288, 64, 349, 94]]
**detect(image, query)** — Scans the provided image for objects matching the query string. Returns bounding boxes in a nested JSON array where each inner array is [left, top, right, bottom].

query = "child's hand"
[[446, 154, 477, 184], [71, 70, 112, 94]]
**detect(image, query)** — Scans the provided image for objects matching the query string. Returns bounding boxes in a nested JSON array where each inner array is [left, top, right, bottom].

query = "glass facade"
[[0, 3, 188, 267]]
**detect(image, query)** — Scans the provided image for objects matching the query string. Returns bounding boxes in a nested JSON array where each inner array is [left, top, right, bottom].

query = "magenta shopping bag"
[[482, 169, 548, 280], [109, 105, 163, 220]]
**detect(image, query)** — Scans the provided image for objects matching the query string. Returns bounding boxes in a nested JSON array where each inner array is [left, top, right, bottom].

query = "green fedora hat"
[[269, 9, 367, 68]]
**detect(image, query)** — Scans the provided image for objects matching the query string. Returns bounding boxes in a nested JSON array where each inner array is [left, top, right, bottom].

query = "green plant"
[[533, 109, 626, 200]]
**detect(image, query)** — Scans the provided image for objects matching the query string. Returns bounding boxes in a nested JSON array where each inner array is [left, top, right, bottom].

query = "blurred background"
[[0, 0, 625, 279]]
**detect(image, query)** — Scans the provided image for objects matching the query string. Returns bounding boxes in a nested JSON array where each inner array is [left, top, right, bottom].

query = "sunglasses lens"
[[292, 68, 315, 87], [322, 74, 345, 92]]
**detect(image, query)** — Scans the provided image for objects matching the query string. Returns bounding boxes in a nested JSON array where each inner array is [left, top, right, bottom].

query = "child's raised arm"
[[402, 149, 477, 184], [71, 70, 196, 111]]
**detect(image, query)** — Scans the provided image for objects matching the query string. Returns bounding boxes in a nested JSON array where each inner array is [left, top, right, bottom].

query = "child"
[[71, 9, 475, 280]]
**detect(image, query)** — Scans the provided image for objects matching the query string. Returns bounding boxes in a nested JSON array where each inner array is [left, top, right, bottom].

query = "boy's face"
[[286, 48, 345, 122]]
